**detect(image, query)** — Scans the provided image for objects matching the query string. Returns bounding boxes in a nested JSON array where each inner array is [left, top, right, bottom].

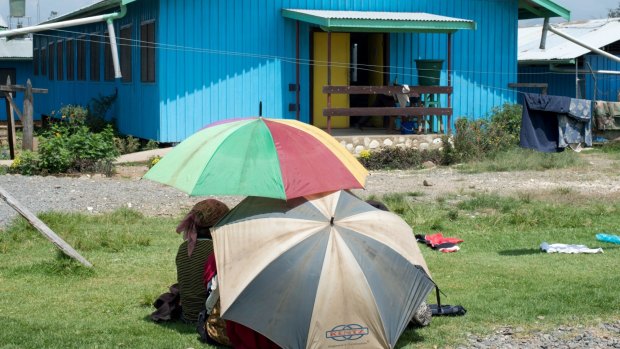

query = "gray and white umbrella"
[[212, 190, 434, 349]]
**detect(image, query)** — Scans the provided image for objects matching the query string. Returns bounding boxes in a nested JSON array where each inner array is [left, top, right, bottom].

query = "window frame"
[[33, 48, 39, 76], [104, 31, 114, 81], [66, 38, 74, 81], [77, 35, 86, 81], [40, 42, 47, 76], [140, 20, 156, 83], [90, 32, 101, 81], [119, 24, 133, 83], [48, 41, 55, 80]]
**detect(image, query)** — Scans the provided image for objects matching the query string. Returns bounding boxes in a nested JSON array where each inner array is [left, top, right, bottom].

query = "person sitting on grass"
[[175, 199, 230, 325]]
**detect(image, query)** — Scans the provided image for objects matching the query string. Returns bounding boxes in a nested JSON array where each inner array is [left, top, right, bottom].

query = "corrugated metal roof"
[[282, 9, 476, 33], [285, 9, 473, 23], [0, 37, 32, 60], [518, 18, 620, 63]]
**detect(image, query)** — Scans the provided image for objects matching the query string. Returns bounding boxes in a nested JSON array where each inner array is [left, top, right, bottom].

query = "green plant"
[[143, 139, 159, 151], [359, 147, 423, 170], [115, 135, 141, 155], [87, 91, 118, 132], [9, 150, 40, 175], [37, 117, 119, 174], [148, 155, 161, 169], [451, 103, 522, 163]]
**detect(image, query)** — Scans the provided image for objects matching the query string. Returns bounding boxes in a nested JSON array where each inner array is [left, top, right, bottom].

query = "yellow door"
[[313, 32, 350, 128]]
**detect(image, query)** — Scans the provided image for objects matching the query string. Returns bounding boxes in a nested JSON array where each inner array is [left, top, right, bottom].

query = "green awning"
[[282, 9, 476, 33], [519, 0, 570, 20]]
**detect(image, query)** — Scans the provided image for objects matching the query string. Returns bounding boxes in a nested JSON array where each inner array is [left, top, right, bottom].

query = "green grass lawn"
[[1, 195, 619, 348]]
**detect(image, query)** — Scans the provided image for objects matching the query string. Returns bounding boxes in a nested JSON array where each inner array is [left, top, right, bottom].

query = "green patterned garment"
[[176, 239, 213, 323]]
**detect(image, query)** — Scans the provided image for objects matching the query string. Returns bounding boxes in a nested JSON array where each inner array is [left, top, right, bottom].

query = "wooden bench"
[[322, 85, 453, 133]]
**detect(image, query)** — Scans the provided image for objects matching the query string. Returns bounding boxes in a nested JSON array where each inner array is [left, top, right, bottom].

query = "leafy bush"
[[87, 92, 118, 132], [38, 123, 118, 174], [9, 150, 40, 175], [359, 147, 443, 170], [450, 103, 522, 164], [115, 135, 141, 155]]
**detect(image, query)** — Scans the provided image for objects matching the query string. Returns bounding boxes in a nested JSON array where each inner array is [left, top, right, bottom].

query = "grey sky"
[[0, 0, 618, 26]]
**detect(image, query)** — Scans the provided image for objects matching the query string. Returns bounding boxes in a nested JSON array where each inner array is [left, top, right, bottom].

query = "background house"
[[517, 18, 620, 101], [24, 0, 568, 142], [0, 15, 33, 121]]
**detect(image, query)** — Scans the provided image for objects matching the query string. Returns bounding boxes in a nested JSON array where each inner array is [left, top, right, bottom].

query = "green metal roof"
[[519, 0, 570, 20], [282, 9, 476, 33]]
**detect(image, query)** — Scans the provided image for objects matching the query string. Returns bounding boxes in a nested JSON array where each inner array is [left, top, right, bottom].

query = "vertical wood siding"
[[33, 0, 520, 142], [31, 0, 159, 140], [517, 65, 581, 99], [157, 0, 519, 141], [585, 55, 620, 102]]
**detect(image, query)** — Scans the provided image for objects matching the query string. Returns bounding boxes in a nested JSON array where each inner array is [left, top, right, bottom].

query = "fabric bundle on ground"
[[416, 233, 463, 253], [540, 242, 603, 254], [520, 93, 593, 153], [596, 233, 620, 245]]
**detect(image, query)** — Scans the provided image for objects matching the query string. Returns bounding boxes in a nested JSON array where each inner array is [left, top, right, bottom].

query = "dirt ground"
[[114, 152, 620, 207]]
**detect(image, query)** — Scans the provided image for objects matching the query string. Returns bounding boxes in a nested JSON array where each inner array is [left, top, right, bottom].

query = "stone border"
[[336, 134, 446, 154]]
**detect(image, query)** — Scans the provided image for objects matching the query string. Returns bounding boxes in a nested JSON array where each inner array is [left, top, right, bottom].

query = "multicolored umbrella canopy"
[[212, 190, 434, 349], [143, 117, 368, 200]]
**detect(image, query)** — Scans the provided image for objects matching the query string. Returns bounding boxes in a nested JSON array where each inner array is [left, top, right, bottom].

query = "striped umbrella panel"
[[144, 118, 368, 200]]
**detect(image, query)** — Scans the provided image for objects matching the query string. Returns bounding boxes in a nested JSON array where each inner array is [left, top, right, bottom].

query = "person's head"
[[366, 199, 390, 212], [176, 199, 230, 256]]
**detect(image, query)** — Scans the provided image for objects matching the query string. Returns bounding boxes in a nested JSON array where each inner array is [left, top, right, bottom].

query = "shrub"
[[9, 150, 40, 175], [143, 140, 159, 151], [451, 103, 522, 163], [115, 135, 141, 155]]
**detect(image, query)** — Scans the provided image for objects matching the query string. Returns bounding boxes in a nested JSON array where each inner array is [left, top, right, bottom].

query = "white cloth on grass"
[[540, 242, 603, 254]]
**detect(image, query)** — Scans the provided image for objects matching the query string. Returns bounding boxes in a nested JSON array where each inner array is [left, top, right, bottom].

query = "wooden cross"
[[2, 76, 48, 159]]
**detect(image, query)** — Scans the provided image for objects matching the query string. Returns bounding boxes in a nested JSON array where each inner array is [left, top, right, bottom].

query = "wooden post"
[[4, 75, 16, 160], [22, 79, 34, 151], [0, 185, 93, 268], [327, 31, 332, 134]]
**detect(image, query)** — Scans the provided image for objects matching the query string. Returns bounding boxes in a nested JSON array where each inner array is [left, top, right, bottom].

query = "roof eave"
[[282, 9, 476, 33], [518, 58, 576, 65], [519, 0, 571, 20], [42, 0, 138, 24]]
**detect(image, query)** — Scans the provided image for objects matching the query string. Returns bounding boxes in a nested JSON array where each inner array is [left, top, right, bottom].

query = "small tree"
[[609, 2, 620, 18]]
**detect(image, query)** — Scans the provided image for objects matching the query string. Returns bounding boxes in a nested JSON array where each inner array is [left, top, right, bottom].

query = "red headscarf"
[[176, 199, 230, 256]]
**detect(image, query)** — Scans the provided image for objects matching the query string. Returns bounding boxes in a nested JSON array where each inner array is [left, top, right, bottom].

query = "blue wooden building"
[[0, 36, 32, 121], [518, 19, 620, 101], [26, 0, 569, 142]]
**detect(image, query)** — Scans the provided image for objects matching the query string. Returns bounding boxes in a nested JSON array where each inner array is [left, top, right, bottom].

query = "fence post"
[[22, 79, 34, 151], [4, 75, 16, 159]]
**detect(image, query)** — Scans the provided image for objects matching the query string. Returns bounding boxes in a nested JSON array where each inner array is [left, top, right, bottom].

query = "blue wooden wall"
[[157, 0, 519, 141], [518, 54, 620, 102], [31, 0, 159, 139], [393, 0, 518, 121], [517, 64, 580, 98], [0, 60, 33, 121], [585, 55, 620, 102], [33, 0, 521, 142]]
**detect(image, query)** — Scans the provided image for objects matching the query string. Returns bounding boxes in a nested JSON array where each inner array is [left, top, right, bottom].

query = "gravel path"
[[1, 157, 619, 348]]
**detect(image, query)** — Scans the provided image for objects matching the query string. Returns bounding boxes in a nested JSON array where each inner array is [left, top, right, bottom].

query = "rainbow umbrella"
[[143, 117, 368, 200]]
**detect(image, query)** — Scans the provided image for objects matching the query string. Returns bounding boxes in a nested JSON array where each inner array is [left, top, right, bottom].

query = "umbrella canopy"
[[143, 117, 368, 200], [212, 190, 434, 349]]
